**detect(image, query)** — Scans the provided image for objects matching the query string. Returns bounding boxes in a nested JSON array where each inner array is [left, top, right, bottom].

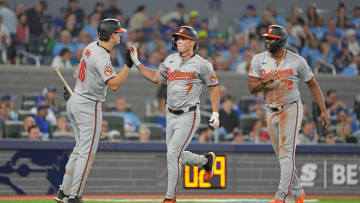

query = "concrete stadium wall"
[[0, 140, 359, 195], [0, 66, 359, 120]]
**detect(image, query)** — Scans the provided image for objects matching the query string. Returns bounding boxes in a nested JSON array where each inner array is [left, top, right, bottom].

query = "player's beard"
[[266, 41, 277, 53]]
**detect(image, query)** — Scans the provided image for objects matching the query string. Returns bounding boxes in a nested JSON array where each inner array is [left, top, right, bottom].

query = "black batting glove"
[[63, 87, 71, 101], [124, 49, 133, 68]]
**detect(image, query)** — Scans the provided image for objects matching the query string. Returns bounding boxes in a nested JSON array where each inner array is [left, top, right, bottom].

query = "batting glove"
[[129, 45, 141, 66], [63, 87, 71, 101], [209, 112, 219, 128], [124, 49, 133, 68]]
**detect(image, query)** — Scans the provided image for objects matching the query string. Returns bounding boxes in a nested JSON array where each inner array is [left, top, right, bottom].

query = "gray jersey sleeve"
[[159, 63, 168, 85], [248, 54, 261, 78], [97, 57, 117, 84], [298, 58, 314, 83], [200, 61, 218, 86]]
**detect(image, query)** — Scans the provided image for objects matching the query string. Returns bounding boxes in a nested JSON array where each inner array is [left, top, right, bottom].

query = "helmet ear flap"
[[171, 36, 177, 50]]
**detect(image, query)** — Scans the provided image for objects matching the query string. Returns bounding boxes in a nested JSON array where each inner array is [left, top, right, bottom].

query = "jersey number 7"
[[186, 83, 193, 95], [78, 60, 87, 82]]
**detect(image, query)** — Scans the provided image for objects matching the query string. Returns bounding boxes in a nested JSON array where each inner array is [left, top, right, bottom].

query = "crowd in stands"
[[0, 0, 358, 75], [0, 1, 360, 144]]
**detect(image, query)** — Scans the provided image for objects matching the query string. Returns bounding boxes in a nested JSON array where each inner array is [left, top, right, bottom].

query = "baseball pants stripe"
[[267, 101, 304, 200], [174, 110, 197, 196], [76, 101, 98, 196], [285, 101, 299, 201]]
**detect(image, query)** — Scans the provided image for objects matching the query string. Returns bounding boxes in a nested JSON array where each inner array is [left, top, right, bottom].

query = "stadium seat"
[[239, 115, 259, 135], [21, 100, 36, 110], [238, 96, 255, 114], [59, 111, 68, 118], [142, 123, 164, 141], [59, 102, 67, 112], [144, 115, 164, 123], [18, 110, 35, 121], [4, 120, 24, 138], [201, 104, 212, 113], [123, 132, 139, 141], [22, 92, 40, 102], [200, 111, 211, 124], [52, 132, 74, 140], [20, 131, 28, 139], [105, 102, 116, 111], [102, 112, 124, 136]]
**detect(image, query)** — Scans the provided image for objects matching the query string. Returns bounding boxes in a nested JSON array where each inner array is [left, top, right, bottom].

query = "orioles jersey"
[[249, 50, 314, 107], [73, 41, 117, 102], [159, 53, 218, 110]]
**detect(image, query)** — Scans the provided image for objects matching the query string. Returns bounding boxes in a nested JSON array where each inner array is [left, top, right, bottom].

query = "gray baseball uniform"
[[59, 41, 116, 198], [159, 53, 218, 199], [249, 50, 313, 201]]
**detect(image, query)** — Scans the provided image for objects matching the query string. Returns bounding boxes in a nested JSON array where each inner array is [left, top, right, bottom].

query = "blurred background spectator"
[[197, 127, 213, 143], [51, 47, 72, 69], [112, 97, 141, 135], [138, 125, 150, 142], [0, 0, 359, 145], [27, 124, 42, 140]]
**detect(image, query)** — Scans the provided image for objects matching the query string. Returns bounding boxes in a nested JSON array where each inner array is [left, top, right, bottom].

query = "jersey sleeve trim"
[[105, 76, 116, 84], [249, 75, 261, 79], [305, 76, 314, 83]]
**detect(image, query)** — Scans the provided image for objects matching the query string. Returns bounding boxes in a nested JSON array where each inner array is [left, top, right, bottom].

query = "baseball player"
[[54, 18, 134, 203], [248, 25, 330, 203], [129, 26, 219, 203]]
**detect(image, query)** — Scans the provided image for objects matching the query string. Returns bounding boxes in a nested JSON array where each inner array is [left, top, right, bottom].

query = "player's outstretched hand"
[[320, 111, 330, 128], [209, 112, 219, 128], [99, 132, 105, 141], [129, 45, 141, 66], [124, 49, 133, 68], [63, 87, 71, 101]]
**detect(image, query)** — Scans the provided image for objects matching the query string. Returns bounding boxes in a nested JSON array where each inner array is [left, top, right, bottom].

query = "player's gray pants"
[[59, 93, 102, 198], [165, 107, 208, 199], [266, 101, 304, 201]]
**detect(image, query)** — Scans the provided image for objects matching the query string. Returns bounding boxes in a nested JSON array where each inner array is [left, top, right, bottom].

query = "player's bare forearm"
[[136, 64, 159, 84], [208, 85, 220, 112], [307, 78, 330, 127], [307, 78, 326, 112], [107, 65, 131, 91], [248, 77, 265, 94], [248, 75, 276, 94]]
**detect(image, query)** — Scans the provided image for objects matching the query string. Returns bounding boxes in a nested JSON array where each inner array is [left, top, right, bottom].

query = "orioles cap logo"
[[268, 28, 272, 34], [179, 27, 185, 33]]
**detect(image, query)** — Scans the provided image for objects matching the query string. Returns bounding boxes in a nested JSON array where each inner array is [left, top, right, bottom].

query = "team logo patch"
[[85, 49, 91, 58], [104, 66, 113, 76], [267, 28, 272, 34], [179, 27, 185, 33], [210, 73, 217, 82]]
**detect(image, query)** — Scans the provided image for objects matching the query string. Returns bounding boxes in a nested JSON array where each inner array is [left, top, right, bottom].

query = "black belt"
[[269, 100, 297, 112], [168, 106, 197, 115]]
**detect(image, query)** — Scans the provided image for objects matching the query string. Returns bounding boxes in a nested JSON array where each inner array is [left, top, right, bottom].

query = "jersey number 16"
[[78, 60, 87, 82]]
